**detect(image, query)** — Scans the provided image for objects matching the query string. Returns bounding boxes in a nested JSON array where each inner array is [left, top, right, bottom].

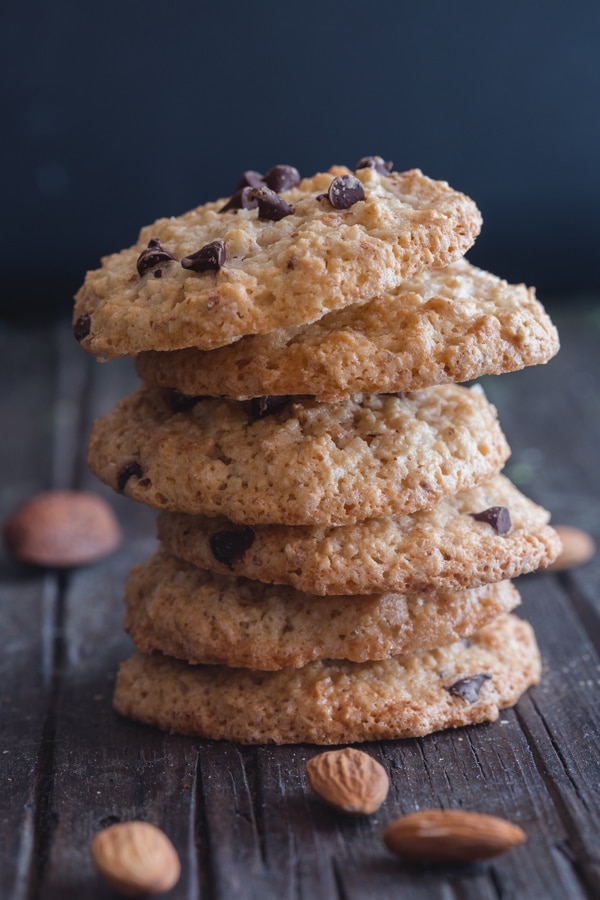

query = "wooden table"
[[2, 302, 600, 899]]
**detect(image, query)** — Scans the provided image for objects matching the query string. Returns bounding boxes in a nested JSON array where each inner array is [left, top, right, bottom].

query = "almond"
[[3, 490, 121, 567], [383, 809, 526, 863], [91, 821, 180, 896], [547, 525, 596, 572], [306, 747, 389, 814]]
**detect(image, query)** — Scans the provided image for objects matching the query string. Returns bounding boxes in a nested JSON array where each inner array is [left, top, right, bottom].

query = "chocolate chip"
[[167, 391, 205, 413], [444, 674, 491, 704], [136, 238, 176, 277], [470, 506, 512, 535], [219, 186, 259, 213], [250, 396, 293, 419], [181, 240, 226, 273], [355, 155, 393, 176], [248, 187, 294, 221], [209, 526, 255, 568], [236, 170, 265, 190], [264, 165, 301, 193], [73, 313, 91, 342], [117, 461, 143, 493], [326, 174, 365, 210]]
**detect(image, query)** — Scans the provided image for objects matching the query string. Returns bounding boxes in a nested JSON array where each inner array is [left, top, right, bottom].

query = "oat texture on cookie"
[[76, 155, 559, 744]]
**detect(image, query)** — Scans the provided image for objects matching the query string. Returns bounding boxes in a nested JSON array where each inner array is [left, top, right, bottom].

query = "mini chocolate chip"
[[117, 461, 143, 493], [327, 174, 365, 210], [248, 187, 294, 221], [209, 526, 256, 568], [73, 313, 91, 342], [315, 193, 328, 202], [355, 155, 393, 175], [470, 506, 512, 535], [181, 240, 226, 273], [264, 165, 301, 193], [444, 674, 491, 704], [219, 186, 259, 213], [136, 238, 176, 277], [251, 395, 293, 419], [236, 170, 265, 189], [168, 391, 205, 413]]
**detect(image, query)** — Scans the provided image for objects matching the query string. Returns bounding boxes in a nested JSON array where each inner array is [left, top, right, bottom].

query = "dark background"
[[2, 0, 599, 319]]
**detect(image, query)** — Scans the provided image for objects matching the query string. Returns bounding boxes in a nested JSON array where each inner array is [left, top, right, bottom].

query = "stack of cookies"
[[74, 158, 561, 744]]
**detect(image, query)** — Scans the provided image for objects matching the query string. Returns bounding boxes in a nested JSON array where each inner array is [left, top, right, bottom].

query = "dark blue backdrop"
[[2, 0, 599, 316]]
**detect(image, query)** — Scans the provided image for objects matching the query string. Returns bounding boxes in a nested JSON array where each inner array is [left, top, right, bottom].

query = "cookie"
[[123, 548, 520, 669], [137, 259, 559, 401], [113, 613, 540, 744], [87, 384, 510, 525], [73, 165, 482, 358], [157, 475, 561, 595]]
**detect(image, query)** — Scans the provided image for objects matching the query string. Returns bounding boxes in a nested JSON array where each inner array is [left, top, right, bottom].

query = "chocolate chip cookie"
[[74, 165, 481, 358], [87, 384, 510, 525], [113, 613, 540, 744], [157, 475, 560, 595]]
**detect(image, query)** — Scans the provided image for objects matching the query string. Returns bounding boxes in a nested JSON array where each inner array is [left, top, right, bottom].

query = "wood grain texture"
[[1, 301, 599, 898]]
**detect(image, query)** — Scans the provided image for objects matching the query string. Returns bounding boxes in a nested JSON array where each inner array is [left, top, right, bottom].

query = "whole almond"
[[383, 809, 526, 863], [547, 525, 596, 572], [3, 490, 121, 567], [91, 821, 180, 896], [306, 747, 389, 814]]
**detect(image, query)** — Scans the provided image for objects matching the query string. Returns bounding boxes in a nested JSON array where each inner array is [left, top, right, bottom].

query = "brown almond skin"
[[383, 809, 526, 863], [3, 490, 121, 567], [91, 821, 180, 896], [546, 525, 596, 572], [306, 747, 389, 814]]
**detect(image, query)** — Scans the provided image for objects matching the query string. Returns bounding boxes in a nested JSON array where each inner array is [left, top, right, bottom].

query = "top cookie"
[[136, 259, 559, 401], [73, 164, 482, 358]]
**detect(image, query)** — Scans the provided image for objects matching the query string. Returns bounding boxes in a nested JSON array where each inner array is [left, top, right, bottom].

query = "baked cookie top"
[[73, 164, 481, 358], [87, 384, 510, 525], [137, 259, 559, 401], [113, 613, 540, 744], [124, 548, 520, 669], [158, 475, 561, 595]]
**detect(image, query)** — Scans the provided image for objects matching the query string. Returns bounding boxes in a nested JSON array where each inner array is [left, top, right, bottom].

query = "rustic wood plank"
[[34, 336, 204, 899], [0, 322, 63, 899], [515, 577, 600, 894]]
